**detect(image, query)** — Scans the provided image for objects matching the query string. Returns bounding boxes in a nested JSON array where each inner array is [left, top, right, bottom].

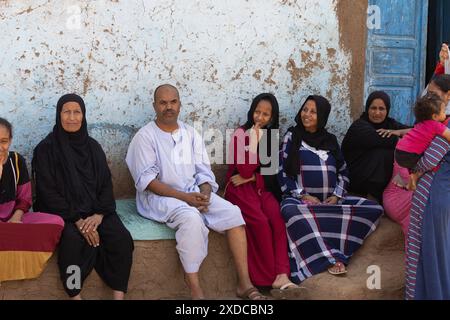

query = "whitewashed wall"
[[0, 0, 353, 192]]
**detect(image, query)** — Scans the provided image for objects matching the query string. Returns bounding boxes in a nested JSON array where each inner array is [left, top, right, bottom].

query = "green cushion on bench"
[[115, 199, 175, 240]]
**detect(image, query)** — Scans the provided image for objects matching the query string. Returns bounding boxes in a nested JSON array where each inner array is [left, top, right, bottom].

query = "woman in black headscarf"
[[341, 91, 410, 203], [32, 94, 133, 300], [278, 95, 383, 283]]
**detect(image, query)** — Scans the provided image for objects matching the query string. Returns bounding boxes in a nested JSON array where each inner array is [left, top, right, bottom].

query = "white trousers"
[[154, 193, 245, 273]]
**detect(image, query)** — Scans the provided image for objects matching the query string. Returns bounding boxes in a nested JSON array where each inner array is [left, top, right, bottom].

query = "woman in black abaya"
[[32, 94, 133, 300], [341, 91, 410, 203]]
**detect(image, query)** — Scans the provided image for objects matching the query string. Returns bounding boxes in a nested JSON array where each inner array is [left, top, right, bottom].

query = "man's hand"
[[197, 183, 212, 213], [182, 192, 210, 211], [146, 179, 212, 213]]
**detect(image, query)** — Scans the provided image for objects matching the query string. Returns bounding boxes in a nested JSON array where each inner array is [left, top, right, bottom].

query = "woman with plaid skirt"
[[278, 95, 383, 283]]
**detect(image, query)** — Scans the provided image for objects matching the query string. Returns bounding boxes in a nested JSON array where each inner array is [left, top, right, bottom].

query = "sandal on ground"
[[271, 282, 300, 291], [328, 262, 347, 275], [237, 287, 268, 300], [270, 283, 309, 300]]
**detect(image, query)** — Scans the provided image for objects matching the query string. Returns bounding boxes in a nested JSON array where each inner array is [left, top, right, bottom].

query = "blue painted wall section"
[[365, 0, 429, 125]]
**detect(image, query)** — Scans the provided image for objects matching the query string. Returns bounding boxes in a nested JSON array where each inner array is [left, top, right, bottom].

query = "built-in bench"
[[0, 198, 238, 300], [116, 199, 175, 241], [0, 197, 405, 300]]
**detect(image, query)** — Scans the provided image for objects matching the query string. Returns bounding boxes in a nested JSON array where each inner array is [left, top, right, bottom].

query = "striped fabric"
[[278, 132, 383, 283], [281, 196, 382, 284], [279, 131, 348, 201], [0, 152, 64, 282], [405, 135, 450, 300], [0, 215, 64, 282]]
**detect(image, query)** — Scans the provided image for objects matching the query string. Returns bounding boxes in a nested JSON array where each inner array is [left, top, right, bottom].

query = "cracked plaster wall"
[[0, 0, 367, 195]]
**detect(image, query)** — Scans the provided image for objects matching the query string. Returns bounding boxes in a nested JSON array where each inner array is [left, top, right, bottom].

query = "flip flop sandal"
[[328, 262, 347, 275], [270, 283, 309, 300], [236, 287, 268, 300]]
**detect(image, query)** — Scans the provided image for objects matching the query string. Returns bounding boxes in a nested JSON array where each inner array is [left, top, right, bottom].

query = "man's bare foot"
[[184, 273, 205, 300], [190, 286, 205, 300]]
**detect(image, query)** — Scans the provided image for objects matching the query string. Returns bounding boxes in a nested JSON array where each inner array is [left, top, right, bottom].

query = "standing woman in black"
[[32, 94, 133, 300]]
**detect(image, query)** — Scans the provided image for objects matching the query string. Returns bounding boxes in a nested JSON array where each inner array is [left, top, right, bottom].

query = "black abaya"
[[32, 94, 133, 297]]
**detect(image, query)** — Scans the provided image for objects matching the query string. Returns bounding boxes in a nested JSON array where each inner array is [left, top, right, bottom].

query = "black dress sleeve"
[[32, 139, 81, 223], [91, 140, 116, 217], [342, 119, 399, 151], [16, 152, 30, 185]]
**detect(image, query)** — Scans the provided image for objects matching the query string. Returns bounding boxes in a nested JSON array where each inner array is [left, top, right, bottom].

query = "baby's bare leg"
[[407, 171, 423, 191]]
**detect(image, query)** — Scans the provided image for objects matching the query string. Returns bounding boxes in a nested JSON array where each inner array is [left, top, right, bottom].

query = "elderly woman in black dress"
[[341, 91, 410, 203], [33, 94, 133, 300]]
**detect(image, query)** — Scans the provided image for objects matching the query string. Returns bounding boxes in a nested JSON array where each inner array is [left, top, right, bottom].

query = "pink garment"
[[397, 120, 447, 155], [0, 182, 32, 220], [382, 162, 413, 237], [21, 212, 64, 225]]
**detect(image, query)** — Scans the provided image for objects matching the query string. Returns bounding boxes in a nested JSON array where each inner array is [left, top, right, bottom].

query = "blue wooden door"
[[364, 0, 429, 125]]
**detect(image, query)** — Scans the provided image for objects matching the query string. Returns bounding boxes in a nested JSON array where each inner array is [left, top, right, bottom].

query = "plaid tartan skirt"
[[281, 196, 383, 283]]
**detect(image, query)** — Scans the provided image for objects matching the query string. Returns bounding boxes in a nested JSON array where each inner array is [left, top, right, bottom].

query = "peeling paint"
[[253, 70, 262, 80], [231, 67, 244, 81], [0, 0, 361, 196], [286, 59, 302, 91]]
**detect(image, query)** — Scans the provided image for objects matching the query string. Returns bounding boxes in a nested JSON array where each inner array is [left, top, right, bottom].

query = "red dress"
[[434, 61, 445, 75], [224, 127, 290, 286]]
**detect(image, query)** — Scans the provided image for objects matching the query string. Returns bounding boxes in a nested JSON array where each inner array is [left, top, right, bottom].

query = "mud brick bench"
[[0, 198, 238, 300], [0, 205, 405, 300], [0, 160, 406, 300]]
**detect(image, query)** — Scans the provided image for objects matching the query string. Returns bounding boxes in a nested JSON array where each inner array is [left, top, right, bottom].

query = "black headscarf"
[[242, 93, 281, 200], [243, 93, 280, 131], [286, 95, 343, 177], [52, 94, 97, 208], [360, 91, 399, 129], [33, 94, 115, 222], [341, 91, 410, 201]]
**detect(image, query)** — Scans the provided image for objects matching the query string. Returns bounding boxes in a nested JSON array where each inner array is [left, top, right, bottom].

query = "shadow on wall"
[[88, 122, 230, 199], [88, 123, 138, 199]]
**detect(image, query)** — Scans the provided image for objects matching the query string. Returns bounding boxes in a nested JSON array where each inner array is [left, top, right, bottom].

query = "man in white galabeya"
[[126, 84, 267, 300]]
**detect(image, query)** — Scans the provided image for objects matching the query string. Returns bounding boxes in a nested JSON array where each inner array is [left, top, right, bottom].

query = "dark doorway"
[[426, 0, 450, 83]]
